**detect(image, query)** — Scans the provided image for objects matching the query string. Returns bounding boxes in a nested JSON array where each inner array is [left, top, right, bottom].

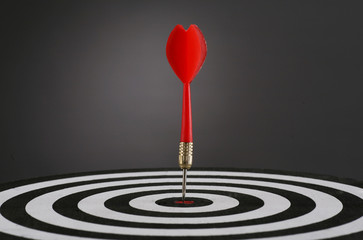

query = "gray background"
[[1, 0, 363, 183]]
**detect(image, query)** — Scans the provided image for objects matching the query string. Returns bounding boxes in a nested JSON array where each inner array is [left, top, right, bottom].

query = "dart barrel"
[[178, 142, 193, 169]]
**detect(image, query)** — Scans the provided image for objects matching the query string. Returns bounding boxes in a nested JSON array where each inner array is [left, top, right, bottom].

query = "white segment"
[[0, 171, 361, 240], [78, 186, 288, 223], [26, 177, 341, 236], [129, 192, 239, 213]]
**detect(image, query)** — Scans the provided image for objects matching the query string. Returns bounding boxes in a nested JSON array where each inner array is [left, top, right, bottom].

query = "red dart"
[[166, 24, 207, 200]]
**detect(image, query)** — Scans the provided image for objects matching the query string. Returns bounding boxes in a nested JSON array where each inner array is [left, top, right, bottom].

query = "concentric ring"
[[0, 169, 362, 240], [128, 192, 239, 213]]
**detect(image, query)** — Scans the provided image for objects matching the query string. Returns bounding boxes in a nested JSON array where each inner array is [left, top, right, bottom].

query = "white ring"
[[129, 192, 239, 213], [78, 185, 288, 223], [0, 170, 361, 240]]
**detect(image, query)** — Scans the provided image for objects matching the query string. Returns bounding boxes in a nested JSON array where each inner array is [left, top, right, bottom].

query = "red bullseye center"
[[174, 200, 195, 204]]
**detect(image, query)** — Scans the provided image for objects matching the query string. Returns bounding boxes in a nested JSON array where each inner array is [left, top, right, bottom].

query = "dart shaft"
[[181, 83, 193, 142]]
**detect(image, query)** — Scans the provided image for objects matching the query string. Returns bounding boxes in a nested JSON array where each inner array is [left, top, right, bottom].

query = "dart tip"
[[182, 169, 187, 201]]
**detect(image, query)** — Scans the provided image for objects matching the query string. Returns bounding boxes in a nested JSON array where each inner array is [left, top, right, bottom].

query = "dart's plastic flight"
[[166, 24, 207, 85], [166, 24, 207, 201]]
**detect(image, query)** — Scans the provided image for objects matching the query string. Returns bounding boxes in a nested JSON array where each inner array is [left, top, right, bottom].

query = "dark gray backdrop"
[[1, 0, 363, 183]]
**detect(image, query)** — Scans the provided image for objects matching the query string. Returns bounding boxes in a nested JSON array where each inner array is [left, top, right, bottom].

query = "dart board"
[[0, 168, 362, 240]]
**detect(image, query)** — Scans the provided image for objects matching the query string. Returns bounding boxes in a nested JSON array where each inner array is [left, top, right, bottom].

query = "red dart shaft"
[[181, 83, 193, 142]]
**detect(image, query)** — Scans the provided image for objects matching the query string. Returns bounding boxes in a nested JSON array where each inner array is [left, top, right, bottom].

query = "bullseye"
[[174, 200, 195, 204], [0, 169, 362, 240], [158, 197, 205, 207]]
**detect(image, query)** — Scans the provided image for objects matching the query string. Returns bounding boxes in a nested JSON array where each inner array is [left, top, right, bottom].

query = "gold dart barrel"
[[178, 142, 193, 169]]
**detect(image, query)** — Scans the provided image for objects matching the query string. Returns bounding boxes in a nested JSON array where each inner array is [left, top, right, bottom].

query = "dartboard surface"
[[0, 168, 362, 240]]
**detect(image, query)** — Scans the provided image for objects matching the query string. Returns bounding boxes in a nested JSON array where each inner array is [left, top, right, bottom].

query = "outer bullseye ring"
[[0, 169, 362, 240]]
